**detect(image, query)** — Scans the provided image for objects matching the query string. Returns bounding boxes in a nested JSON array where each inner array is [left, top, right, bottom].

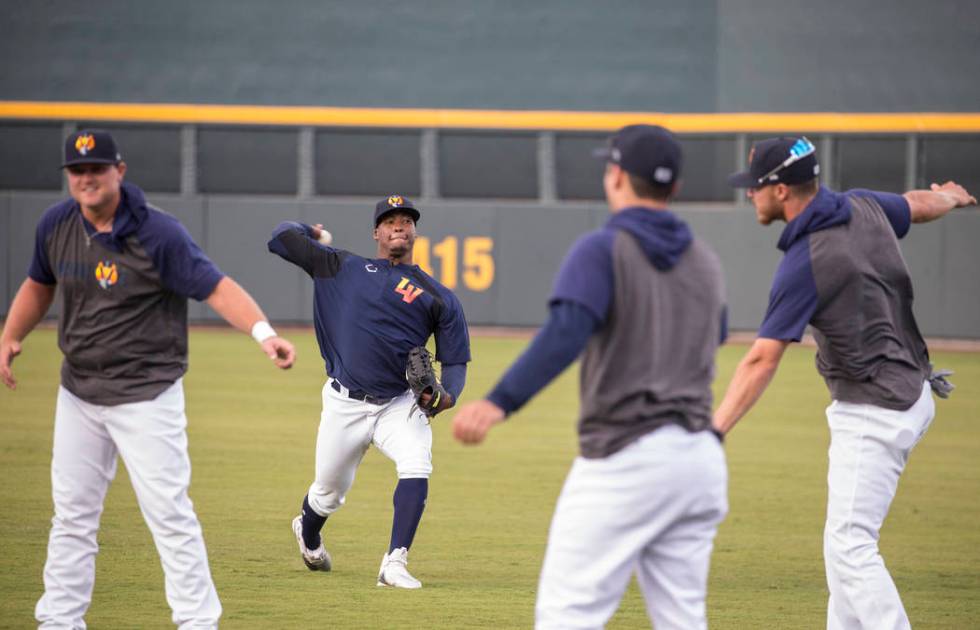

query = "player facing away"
[[452, 125, 729, 630], [268, 195, 470, 589], [715, 137, 976, 630], [0, 129, 296, 629]]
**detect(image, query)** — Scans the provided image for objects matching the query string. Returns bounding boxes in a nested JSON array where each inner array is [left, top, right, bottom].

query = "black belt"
[[330, 379, 392, 405]]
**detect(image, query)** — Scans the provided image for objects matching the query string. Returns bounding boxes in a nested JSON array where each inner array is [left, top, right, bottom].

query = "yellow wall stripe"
[[1, 101, 979, 133]]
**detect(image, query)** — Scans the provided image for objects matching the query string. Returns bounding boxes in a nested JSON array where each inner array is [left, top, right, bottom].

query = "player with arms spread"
[[268, 195, 470, 589], [715, 137, 976, 630], [0, 129, 295, 629], [453, 125, 729, 629]]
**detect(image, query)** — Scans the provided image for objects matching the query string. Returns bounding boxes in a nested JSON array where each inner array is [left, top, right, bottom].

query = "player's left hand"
[[420, 390, 454, 415], [261, 336, 296, 369], [452, 399, 505, 445], [930, 181, 977, 207]]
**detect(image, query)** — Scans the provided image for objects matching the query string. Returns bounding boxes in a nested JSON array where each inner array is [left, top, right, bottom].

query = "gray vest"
[[809, 197, 930, 409], [577, 232, 726, 458], [45, 210, 191, 405]]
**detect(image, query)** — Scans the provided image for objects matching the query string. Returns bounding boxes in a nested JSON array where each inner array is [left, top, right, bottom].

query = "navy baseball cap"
[[374, 194, 421, 226], [593, 124, 682, 186], [728, 137, 820, 188], [62, 129, 122, 167]]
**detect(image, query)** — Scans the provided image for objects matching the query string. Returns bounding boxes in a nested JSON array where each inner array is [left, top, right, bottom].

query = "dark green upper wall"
[[717, 0, 980, 112], [1, 0, 977, 112], [0, 1, 717, 111]]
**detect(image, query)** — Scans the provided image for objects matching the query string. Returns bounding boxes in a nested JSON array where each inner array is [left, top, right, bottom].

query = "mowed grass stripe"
[[0, 329, 977, 628]]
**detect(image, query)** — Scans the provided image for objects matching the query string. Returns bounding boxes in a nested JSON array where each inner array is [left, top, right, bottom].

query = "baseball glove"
[[406, 346, 450, 417]]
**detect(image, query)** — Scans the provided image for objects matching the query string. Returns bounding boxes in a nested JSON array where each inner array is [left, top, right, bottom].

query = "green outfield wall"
[[3, 0, 978, 336], [3, 1, 979, 113]]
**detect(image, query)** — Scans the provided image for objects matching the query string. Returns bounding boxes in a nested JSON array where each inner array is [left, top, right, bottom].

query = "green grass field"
[[1, 328, 978, 629]]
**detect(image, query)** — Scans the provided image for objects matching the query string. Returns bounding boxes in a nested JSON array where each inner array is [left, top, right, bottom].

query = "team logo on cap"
[[75, 134, 96, 156], [95, 261, 119, 289], [387, 195, 404, 207]]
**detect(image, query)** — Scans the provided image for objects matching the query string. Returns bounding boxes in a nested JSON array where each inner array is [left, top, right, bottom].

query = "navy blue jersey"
[[487, 207, 727, 457], [28, 182, 224, 404], [268, 222, 470, 398]]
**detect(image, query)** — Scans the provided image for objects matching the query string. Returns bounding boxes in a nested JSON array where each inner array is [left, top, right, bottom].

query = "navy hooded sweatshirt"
[[487, 206, 727, 456]]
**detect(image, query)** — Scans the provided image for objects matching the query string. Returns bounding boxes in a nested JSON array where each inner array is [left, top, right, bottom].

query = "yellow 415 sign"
[[414, 236, 495, 292]]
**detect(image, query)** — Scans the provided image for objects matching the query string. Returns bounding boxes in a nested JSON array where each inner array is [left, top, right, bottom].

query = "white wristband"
[[250, 320, 277, 343]]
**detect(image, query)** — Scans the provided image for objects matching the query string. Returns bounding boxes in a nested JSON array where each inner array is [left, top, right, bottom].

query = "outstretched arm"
[[268, 221, 342, 278], [205, 276, 295, 369], [712, 337, 790, 435], [904, 181, 976, 224], [1, 278, 56, 389]]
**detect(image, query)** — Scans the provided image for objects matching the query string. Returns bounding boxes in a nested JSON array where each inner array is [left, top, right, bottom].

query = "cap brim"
[[61, 157, 119, 168], [375, 207, 421, 226], [727, 170, 759, 188]]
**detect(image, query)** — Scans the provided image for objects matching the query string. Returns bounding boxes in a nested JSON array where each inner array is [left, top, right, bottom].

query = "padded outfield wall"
[[3, 193, 978, 338], [2, 1, 978, 337]]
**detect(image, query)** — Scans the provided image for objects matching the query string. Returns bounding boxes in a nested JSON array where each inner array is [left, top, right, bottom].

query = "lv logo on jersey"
[[95, 260, 119, 289], [395, 276, 424, 304]]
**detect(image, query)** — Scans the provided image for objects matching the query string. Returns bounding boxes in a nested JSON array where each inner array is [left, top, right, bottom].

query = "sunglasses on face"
[[66, 164, 112, 176]]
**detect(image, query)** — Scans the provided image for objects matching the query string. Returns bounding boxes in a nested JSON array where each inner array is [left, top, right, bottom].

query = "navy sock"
[[389, 478, 428, 553], [301, 495, 327, 549]]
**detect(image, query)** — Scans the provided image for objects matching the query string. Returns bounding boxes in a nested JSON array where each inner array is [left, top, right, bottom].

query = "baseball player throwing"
[[0, 129, 295, 629], [268, 195, 470, 589], [452, 125, 728, 629], [716, 136, 976, 629]]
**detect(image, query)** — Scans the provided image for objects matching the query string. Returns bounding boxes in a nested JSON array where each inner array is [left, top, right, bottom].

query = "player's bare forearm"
[[1, 278, 56, 389], [205, 277, 296, 368], [1, 278, 56, 343], [904, 181, 977, 223], [712, 337, 788, 435], [205, 276, 268, 333]]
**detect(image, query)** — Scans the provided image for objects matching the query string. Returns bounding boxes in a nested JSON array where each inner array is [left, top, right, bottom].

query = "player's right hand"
[[452, 399, 505, 445], [0, 339, 22, 389]]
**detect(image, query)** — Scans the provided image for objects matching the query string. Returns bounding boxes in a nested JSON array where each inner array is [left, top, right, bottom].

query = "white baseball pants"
[[824, 380, 935, 630], [35, 382, 221, 630], [306, 380, 432, 516], [535, 425, 728, 630]]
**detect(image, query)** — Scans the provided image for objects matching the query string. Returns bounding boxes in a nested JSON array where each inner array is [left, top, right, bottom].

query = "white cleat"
[[376, 547, 422, 589], [292, 516, 331, 571]]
